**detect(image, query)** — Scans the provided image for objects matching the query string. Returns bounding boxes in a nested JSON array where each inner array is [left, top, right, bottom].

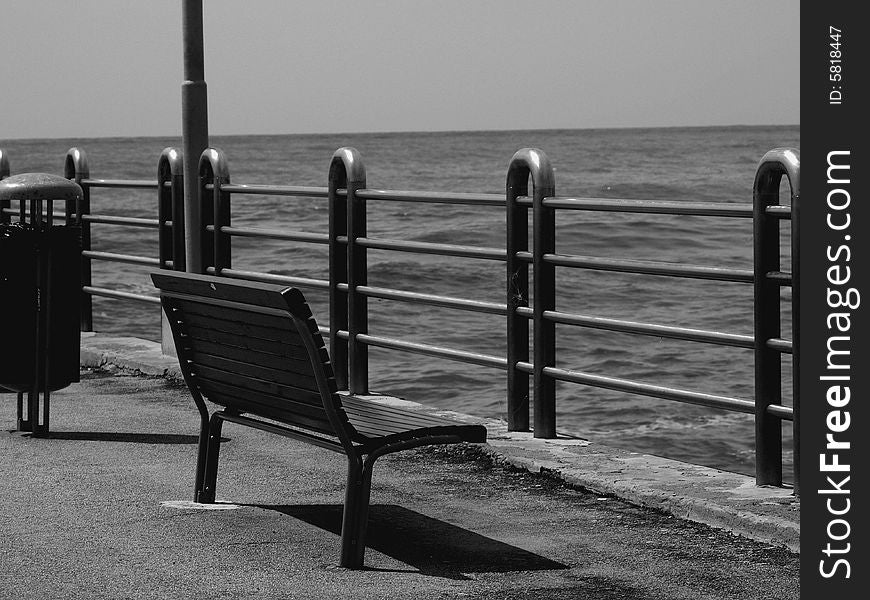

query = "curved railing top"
[[64, 147, 90, 181], [158, 147, 184, 179], [754, 147, 799, 201], [506, 148, 556, 199], [329, 147, 367, 187], [0, 148, 9, 180], [198, 147, 230, 184]]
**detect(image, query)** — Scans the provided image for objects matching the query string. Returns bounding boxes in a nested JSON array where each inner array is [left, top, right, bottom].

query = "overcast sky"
[[1, 1, 799, 140]]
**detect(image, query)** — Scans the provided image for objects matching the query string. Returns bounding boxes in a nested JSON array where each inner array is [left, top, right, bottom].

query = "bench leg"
[[193, 414, 210, 502], [339, 455, 375, 569], [197, 414, 224, 504]]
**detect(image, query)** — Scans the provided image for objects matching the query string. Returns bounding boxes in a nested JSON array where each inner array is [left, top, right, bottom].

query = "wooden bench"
[[151, 271, 487, 568]]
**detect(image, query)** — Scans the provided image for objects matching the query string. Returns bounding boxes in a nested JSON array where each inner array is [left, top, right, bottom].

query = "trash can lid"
[[0, 173, 83, 201]]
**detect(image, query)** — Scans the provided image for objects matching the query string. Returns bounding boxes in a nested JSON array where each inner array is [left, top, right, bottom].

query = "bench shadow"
[[261, 503, 568, 579], [36, 431, 207, 444]]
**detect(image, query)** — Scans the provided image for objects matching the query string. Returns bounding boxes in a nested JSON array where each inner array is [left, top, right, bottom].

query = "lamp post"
[[181, 0, 208, 273]]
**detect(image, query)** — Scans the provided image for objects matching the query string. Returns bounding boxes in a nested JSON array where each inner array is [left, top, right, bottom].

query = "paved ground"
[[2, 369, 798, 599]]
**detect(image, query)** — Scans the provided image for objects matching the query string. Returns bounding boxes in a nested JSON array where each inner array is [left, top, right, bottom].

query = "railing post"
[[506, 154, 530, 432], [0, 149, 9, 223], [197, 148, 231, 275], [158, 148, 185, 357], [753, 147, 800, 491], [328, 151, 349, 390], [64, 148, 92, 332], [329, 148, 368, 394], [507, 149, 557, 438], [158, 148, 186, 272]]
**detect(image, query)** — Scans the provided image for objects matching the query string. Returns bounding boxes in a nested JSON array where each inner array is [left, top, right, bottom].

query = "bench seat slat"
[[341, 397, 486, 443], [170, 301, 306, 340], [178, 311, 307, 348], [195, 374, 329, 417], [351, 420, 485, 446], [186, 351, 321, 391], [343, 408, 453, 434], [192, 363, 324, 407], [344, 405, 470, 429], [179, 339, 316, 376], [154, 273, 294, 310], [178, 321, 309, 360], [196, 378, 337, 435], [347, 414, 474, 438], [341, 398, 467, 429], [219, 413, 346, 454]]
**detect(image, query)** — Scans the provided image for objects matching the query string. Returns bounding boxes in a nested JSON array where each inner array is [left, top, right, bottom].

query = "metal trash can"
[[0, 173, 83, 434]]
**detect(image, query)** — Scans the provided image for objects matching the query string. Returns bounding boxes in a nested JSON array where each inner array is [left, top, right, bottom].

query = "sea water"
[[1, 125, 800, 477]]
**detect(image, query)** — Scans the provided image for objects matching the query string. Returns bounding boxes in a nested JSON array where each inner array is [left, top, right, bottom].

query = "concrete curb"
[[79, 333, 799, 553]]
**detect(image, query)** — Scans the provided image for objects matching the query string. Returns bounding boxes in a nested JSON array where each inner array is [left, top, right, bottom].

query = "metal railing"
[[0, 144, 799, 492], [47, 148, 187, 320]]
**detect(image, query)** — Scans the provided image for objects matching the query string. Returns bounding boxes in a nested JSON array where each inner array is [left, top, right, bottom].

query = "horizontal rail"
[[520, 307, 756, 348], [540, 365, 761, 415], [80, 178, 158, 189], [344, 288, 757, 350], [82, 214, 161, 228], [767, 404, 794, 419], [217, 185, 775, 221], [215, 183, 329, 198], [765, 205, 792, 218], [207, 267, 330, 290], [213, 225, 329, 244], [354, 236, 505, 261], [82, 251, 161, 267], [82, 285, 160, 304], [517, 197, 755, 218], [356, 333, 507, 370], [1, 209, 161, 230], [356, 285, 506, 315], [766, 271, 793, 285], [517, 251, 755, 283], [766, 338, 793, 354], [355, 188, 505, 207]]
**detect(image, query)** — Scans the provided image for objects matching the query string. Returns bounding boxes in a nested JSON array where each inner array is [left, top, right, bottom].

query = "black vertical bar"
[[39, 198, 53, 435], [158, 149, 185, 355], [0, 148, 9, 223], [328, 151, 350, 390], [505, 154, 530, 432], [753, 153, 784, 486], [345, 150, 368, 395], [529, 150, 557, 438], [30, 198, 45, 434], [158, 148, 185, 271], [213, 168, 231, 274], [64, 148, 92, 332], [197, 153, 215, 274], [158, 156, 171, 268], [172, 163, 186, 271], [197, 148, 230, 275], [754, 149, 799, 487], [16, 393, 24, 428]]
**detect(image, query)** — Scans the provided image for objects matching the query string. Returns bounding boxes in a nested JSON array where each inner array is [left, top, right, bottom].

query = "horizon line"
[[2, 122, 800, 144]]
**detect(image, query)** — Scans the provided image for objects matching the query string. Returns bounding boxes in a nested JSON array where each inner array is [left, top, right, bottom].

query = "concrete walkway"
[[0, 335, 799, 599]]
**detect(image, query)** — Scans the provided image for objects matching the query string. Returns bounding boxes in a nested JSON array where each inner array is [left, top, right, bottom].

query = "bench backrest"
[[151, 272, 356, 450]]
